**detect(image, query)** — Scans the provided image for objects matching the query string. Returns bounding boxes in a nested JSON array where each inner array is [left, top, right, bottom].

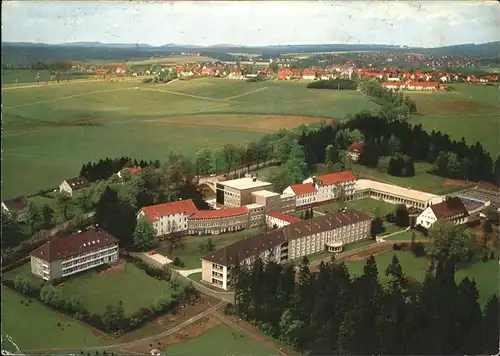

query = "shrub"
[[411, 242, 427, 257], [142, 78, 152, 83], [392, 243, 401, 251], [307, 79, 357, 90], [173, 257, 181, 266]]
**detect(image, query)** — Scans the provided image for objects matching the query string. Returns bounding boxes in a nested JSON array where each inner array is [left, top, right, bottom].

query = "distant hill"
[[2, 41, 499, 66]]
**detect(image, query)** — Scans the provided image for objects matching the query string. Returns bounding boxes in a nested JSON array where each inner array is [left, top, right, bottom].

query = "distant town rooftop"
[[251, 190, 280, 197], [219, 177, 272, 190], [355, 179, 441, 203]]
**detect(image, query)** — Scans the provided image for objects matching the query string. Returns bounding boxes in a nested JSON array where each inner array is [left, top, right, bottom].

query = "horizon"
[[2, 1, 500, 48]]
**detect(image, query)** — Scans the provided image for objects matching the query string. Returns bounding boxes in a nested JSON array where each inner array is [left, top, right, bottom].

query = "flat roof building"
[[216, 177, 273, 208]]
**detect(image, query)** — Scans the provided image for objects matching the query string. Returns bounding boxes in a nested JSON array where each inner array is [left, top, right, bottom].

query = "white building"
[[283, 183, 317, 208], [1, 196, 29, 222], [59, 177, 90, 197], [354, 179, 445, 210], [137, 199, 199, 237], [266, 211, 302, 229], [416, 197, 469, 229], [216, 177, 273, 208], [30, 226, 119, 281], [303, 171, 357, 203], [201, 210, 371, 290]]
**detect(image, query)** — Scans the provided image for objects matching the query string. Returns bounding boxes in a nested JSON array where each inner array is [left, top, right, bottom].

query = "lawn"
[[2, 79, 375, 198], [384, 230, 426, 241], [55, 263, 175, 315], [344, 251, 498, 307], [1, 287, 104, 352], [408, 84, 500, 157], [2, 70, 92, 85], [162, 325, 277, 356], [318, 198, 396, 217], [352, 160, 447, 191], [160, 228, 265, 269], [4, 262, 176, 316]]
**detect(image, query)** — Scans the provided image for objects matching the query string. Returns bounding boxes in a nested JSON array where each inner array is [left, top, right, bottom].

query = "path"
[[3, 87, 134, 109], [224, 86, 268, 100], [313, 209, 325, 216], [138, 87, 241, 103], [378, 226, 411, 241], [177, 268, 202, 277]]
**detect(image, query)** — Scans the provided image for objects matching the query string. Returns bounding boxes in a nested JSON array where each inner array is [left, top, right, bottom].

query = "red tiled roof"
[[31, 226, 119, 262], [407, 81, 438, 87], [347, 142, 364, 153], [381, 82, 404, 86], [315, 171, 356, 186], [267, 211, 302, 224], [129, 167, 142, 175], [303, 70, 316, 76], [139, 199, 198, 222], [289, 183, 317, 195], [190, 206, 248, 220]]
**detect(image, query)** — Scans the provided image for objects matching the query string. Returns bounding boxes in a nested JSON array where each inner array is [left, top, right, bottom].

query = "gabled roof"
[[31, 226, 118, 262], [267, 211, 302, 224], [315, 171, 356, 186], [2, 196, 28, 211], [190, 206, 248, 220], [430, 197, 469, 219], [203, 210, 371, 266], [139, 199, 199, 222], [288, 183, 317, 195], [64, 177, 90, 191]]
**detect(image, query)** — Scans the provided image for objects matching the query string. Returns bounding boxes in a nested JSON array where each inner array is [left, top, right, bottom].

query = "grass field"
[[318, 198, 396, 217], [2, 70, 92, 85], [1, 287, 104, 352], [162, 325, 277, 356], [4, 262, 175, 315], [408, 83, 500, 157], [2, 78, 376, 198], [345, 251, 498, 307], [159, 228, 265, 269]]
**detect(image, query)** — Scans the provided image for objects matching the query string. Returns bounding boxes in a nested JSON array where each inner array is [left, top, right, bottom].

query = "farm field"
[[408, 83, 500, 157], [1, 287, 104, 352], [162, 325, 277, 356], [345, 251, 498, 307], [4, 262, 175, 316], [158, 228, 265, 269], [2, 78, 375, 198]]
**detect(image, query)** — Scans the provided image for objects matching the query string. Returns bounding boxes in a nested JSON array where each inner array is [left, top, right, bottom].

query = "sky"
[[2, 1, 500, 48]]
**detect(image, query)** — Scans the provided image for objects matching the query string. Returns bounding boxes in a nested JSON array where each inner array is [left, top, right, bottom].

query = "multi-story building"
[[347, 142, 363, 162], [246, 203, 266, 228], [201, 210, 371, 290], [216, 177, 273, 208], [188, 206, 250, 235], [280, 193, 297, 213], [30, 226, 119, 281], [266, 211, 302, 229], [251, 190, 281, 213], [137, 199, 199, 237], [303, 171, 357, 203], [283, 183, 318, 208], [59, 176, 90, 197], [416, 197, 469, 229], [354, 179, 445, 209]]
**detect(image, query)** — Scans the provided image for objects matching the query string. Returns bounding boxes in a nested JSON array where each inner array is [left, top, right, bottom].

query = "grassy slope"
[[1, 287, 104, 351], [345, 251, 498, 307], [162, 325, 276, 356], [409, 84, 500, 157]]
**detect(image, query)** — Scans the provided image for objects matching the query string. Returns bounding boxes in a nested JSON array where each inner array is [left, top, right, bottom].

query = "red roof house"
[[314, 171, 356, 186], [139, 200, 199, 222], [287, 183, 318, 195], [190, 206, 248, 220], [267, 211, 302, 224], [347, 142, 364, 154]]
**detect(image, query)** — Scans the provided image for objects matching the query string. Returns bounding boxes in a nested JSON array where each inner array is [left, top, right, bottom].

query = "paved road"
[[177, 268, 202, 277]]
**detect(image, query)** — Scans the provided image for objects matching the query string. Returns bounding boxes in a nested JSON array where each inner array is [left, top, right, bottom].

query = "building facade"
[[266, 211, 302, 229], [137, 199, 199, 237], [283, 183, 318, 208], [201, 210, 371, 290], [216, 177, 273, 208], [251, 190, 281, 213], [1, 196, 29, 222], [280, 193, 297, 213], [59, 177, 90, 197], [416, 197, 469, 229], [354, 179, 445, 209], [188, 206, 250, 235], [30, 226, 119, 281], [303, 171, 357, 203]]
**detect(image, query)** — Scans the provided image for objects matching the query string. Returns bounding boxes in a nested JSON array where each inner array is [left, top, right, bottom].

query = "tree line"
[[358, 78, 417, 122], [307, 79, 357, 90], [230, 225, 498, 354], [79, 157, 158, 182]]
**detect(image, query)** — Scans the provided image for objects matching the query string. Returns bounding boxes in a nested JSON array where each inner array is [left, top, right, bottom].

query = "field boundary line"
[[2, 77, 140, 90], [138, 87, 240, 103], [224, 86, 268, 100], [3, 87, 134, 109]]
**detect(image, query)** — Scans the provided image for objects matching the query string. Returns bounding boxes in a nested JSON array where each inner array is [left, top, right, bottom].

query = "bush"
[[411, 242, 427, 257], [392, 243, 401, 251], [142, 78, 152, 83], [173, 257, 181, 266]]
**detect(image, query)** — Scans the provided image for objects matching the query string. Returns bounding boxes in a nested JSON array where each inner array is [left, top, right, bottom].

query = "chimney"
[[253, 177, 257, 182]]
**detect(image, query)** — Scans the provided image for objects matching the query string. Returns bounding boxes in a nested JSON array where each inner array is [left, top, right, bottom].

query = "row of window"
[[62, 245, 118, 265], [63, 250, 118, 270]]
